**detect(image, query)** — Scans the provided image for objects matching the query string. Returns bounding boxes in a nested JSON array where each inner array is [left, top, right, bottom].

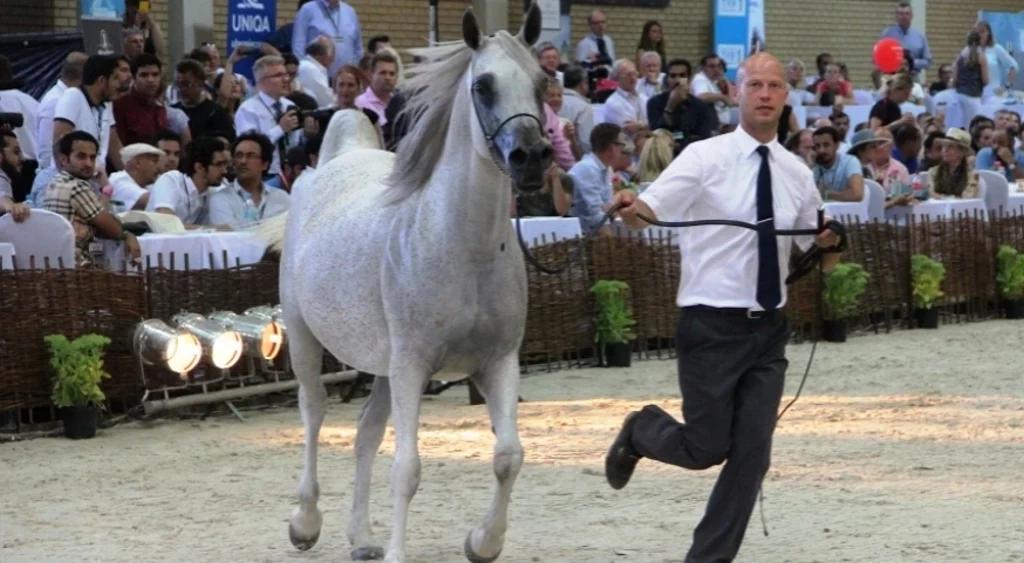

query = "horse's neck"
[[418, 104, 511, 249]]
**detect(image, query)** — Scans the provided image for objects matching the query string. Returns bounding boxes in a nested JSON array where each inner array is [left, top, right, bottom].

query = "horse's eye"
[[473, 75, 496, 107]]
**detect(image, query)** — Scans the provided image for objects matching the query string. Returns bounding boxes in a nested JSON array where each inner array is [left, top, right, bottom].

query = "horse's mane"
[[384, 32, 533, 203]]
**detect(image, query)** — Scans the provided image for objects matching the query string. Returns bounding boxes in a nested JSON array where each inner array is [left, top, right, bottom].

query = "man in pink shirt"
[[355, 51, 398, 126]]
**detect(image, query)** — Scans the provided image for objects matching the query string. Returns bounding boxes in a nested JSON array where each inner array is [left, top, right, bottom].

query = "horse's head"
[[464, 3, 553, 193]]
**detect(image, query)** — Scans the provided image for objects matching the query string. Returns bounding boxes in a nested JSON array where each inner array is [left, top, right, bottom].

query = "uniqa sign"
[[227, 0, 276, 81], [230, 0, 272, 33]]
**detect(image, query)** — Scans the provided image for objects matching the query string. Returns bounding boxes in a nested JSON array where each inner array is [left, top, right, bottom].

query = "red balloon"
[[873, 38, 904, 73]]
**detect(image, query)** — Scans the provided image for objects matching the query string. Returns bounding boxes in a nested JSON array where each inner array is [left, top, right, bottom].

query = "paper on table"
[[118, 211, 186, 234]]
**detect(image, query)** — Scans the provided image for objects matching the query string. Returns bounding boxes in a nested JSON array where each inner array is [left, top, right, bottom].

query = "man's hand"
[[667, 83, 687, 110], [607, 189, 655, 230], [815, 221, 841, 249], [10, 202, 29, 223], [562, 121, 576, 141], [622, 121, 643, 135], [996, 146, 1015, 164], [279, 110, 300, 132], [124, 233, 142, 264]]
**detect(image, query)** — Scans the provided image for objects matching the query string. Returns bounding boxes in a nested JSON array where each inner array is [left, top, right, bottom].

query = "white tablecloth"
[[106, 231, 269, 270], [511, 217, 581, 247], [0, 242, 14, 270], [823, 201, 869, 222], [1006, 193, 1024, 215], [885, 198, 988, 223]]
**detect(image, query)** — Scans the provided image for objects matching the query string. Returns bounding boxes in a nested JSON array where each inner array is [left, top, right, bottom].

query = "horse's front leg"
[[348, 376, 391, 560], [383, 363, 428, 563], [465, 352, 524, 563], [286, 316, 327, 551]]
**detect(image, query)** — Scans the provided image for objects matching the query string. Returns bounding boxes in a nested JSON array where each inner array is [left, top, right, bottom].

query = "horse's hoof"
[[289, 522, 320, 551], [350, 545, 385, 560], [464, 532, 501, 563]]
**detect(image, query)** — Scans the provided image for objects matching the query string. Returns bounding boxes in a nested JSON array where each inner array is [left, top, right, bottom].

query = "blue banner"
[[713, 0, 765, 81], [228, 0, 277, 82]]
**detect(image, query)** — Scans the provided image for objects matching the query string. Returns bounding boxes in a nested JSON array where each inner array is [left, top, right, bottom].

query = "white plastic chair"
[[0, 208, 76, 269], [977, 169, 1010, 216], [852, 89, 876, 105], [863, 179, 886, 222]]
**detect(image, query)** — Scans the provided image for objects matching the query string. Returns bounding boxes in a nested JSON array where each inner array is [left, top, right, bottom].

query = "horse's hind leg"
[[286, 312, 327, 551], [464, 353, 524, 563], [347, 376, 391, 560]]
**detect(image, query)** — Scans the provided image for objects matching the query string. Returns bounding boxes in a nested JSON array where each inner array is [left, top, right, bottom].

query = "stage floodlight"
[[208, 311, 285, 361], [244, 305, 286, 330], [172, 313, 244, 369], [133, 319, 203, 375]]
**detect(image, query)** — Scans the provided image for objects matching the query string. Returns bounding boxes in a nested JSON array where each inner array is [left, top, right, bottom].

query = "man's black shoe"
[[605, 411, 642, 489]]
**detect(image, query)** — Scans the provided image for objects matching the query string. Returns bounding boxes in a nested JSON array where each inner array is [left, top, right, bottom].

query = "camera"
[[0, 112, 24, 129]]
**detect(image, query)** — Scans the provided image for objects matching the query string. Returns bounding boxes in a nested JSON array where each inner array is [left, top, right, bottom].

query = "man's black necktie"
[[272, 100, 289, 168], [755, 145, 781, 311], [596, 36, 609, 64]]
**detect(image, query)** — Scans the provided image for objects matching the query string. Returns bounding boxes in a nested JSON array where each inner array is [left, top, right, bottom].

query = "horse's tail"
[[249, 212, 289, 255]]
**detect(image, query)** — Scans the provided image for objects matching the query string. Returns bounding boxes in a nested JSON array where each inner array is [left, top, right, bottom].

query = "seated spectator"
[[268, 145, 307, 192], [812, 126, 863, 202], [785, 59, 816, 106], [815, 62, 853, 106], [785, 128, 815, 168], [42, 131, 140, 266], [876, 52, 925, 105], [691, 54, 734, 129], [559, 65, 594, 154], [154, 129, 182, 173], [545, 79, 581, 161], [291, 134, 321, 195], [355, 51, 398, 126], [868, 128, 913, 206], [634, 20, 666, 70], [612, 135, 637, 184], [298, 35, 336, 108], [636, 51, 664, 99], [536, 42, 563, 84], [569, 123, 624, 234], [172, 59, 235, 142], [109, 143, 162, 211], [971, 122, 994, 153], [869, 73, 914, 129], [928, 128, 979, 199], [0, 131, 29, 222], [0, 56, 39, 163], [920, 131, 945, 172], [891, 122, 922, 174], [602, 60, 648, 136], [848, 129, 886, 180], [831, 111, 852, 154], [646, 58, 716, 154], [516, 162, 572, 218], [113, 53, 168, 146], [282, 53, 320, 116], [929, 63, 952, 96], [975, 128, 1024, 181], [0, 129, 34, 203], [209, 132, 291, 228], [235, 55, 303, 176], [332, 65, 365, 111], [635, 129, 673, 184], [212, 71, 244, 118], [147, 136, 229, 226]]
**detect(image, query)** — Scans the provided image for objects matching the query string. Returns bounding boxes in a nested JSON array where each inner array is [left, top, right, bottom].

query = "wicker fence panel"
[[522, 238, 593, 370]]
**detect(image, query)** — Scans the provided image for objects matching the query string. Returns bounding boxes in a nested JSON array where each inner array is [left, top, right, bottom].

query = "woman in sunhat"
[[927, 128, 980, 199]]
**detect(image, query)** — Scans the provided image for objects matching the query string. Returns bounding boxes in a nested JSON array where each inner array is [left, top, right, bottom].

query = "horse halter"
[[468, 74, 545, 174]]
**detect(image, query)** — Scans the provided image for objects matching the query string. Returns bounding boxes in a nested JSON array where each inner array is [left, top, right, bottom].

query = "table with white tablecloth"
[[885, 198, 988, 223], [0, 242, 14, 270], [1006, 193, 1024, 215], [511, 217, 582, 247], [106, 230, 269, 270], [823, 201, 869, 222]]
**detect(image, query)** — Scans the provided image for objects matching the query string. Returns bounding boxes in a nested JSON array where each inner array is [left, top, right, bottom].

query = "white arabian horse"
[[268, 4, 551, 562]]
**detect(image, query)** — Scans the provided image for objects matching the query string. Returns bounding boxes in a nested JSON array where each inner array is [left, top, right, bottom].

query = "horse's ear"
[[518, 1, 542, 47], [463, 9, 482, 51]]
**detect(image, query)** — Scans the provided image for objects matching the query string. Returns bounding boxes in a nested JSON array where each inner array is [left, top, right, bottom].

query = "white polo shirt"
[[207, 180, 291, 229], [0, 88, 40, 161], [36, 80, 70, 169], [146, 170, 209, 225], [639, 126, 822, 310], [53, 87, 115, 171], [109, 171, 149, 211]]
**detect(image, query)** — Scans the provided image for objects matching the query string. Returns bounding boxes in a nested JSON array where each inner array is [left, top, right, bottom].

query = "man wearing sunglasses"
[[646, 59, 717, 154]]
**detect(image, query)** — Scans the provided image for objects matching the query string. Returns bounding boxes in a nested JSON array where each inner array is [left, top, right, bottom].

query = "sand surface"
[[2, 321, 1023, 562]]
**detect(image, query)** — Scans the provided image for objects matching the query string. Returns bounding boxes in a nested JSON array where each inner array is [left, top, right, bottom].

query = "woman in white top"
[[976, 20, 1018, 101]]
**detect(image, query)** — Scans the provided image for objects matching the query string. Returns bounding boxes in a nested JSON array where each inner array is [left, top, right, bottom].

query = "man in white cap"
[[109, 143, 163, 211]]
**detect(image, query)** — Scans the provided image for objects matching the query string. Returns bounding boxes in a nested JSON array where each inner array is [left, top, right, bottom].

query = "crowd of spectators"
[[1, 0, 1024, 258]]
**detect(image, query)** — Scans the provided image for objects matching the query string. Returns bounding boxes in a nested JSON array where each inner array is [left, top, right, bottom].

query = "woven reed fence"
[[3, 214, 1024, 416]]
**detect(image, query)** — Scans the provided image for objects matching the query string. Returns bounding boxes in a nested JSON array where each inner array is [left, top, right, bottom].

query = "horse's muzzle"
[[507, 140, 553, 193]]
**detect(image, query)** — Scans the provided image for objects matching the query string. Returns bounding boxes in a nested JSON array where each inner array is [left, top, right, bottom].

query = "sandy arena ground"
[[2, 320, 1023, 562]]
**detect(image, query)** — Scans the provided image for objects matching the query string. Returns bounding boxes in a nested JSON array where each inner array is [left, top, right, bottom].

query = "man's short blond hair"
[[253, 55, 285, 81]]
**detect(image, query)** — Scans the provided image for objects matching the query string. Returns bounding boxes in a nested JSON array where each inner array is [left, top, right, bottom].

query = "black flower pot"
[[1005, 300, 1024, 319], [60, 406, 98, 440], [915, 307, 939, 329], [822, 319, 847, 343], [601, 342, 632, 367]]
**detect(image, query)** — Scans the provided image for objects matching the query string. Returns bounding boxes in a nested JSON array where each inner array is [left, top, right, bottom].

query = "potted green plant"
[[996, 244, 1024, 319], [821, 263, 869, 342], [590, 280, 637, 367], [911, 254, 945, 329], [45, 334, 111, 439]]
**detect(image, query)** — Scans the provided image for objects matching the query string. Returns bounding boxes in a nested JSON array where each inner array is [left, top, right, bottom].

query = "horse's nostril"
[[508, 148, 528, 167], [539, 146, 553, 161]]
